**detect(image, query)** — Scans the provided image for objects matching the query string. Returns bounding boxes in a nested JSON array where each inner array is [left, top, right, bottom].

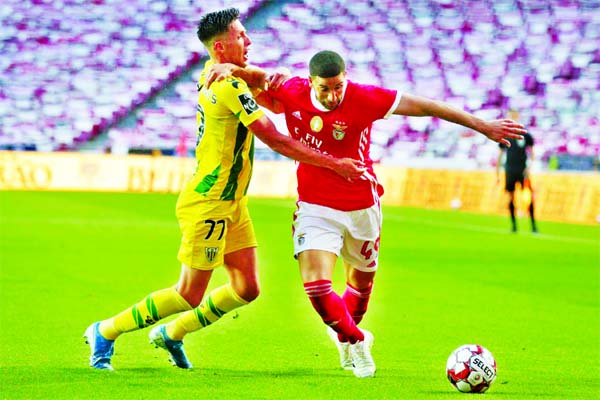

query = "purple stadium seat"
[[2, 0, 598, 167]]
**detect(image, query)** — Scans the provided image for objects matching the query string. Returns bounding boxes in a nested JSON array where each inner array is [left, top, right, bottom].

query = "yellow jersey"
[[190, 60, 264, 200]]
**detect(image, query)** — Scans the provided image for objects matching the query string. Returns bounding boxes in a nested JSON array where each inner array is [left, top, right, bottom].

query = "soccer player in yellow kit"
[[83, 8, 365, 370]]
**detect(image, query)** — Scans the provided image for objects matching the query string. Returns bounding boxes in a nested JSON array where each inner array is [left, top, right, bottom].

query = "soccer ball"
[[446, 344, 497, 393]]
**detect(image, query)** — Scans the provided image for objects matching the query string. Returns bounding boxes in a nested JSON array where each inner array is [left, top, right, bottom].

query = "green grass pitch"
[[0, 191, 598, 399]]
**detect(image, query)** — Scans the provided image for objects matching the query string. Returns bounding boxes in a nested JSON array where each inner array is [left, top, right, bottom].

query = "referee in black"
[[497, 109, 538, 233]]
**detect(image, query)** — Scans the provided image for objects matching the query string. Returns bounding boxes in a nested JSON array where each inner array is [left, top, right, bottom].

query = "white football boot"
[[327, 327, 353, 370], [349, 329, 375, 378]]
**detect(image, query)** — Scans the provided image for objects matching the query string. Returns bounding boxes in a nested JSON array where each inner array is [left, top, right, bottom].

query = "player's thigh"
[[176, 197, 231, 270], [176, 264, 213, 307], [292, 201, 345, 257], [223, 199, 259, 300], [340, 204, 381, 273], [224, 197, 257, 256], [298, 249, 337, 283], [344, 261, 376, 291], [224, 246, 259, 301]]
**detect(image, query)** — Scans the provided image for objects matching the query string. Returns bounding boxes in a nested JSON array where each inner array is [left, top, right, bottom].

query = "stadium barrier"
[[1, 151, 598, 225]]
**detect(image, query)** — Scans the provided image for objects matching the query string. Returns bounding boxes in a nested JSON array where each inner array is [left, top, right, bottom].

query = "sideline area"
[[1, 151, 598, 225]]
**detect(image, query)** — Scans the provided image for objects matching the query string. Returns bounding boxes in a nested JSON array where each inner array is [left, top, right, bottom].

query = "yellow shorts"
[[176, 192, 256, 270]]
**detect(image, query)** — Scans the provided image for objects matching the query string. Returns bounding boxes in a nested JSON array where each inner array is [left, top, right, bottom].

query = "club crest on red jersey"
[[332, 122, 347, 140]]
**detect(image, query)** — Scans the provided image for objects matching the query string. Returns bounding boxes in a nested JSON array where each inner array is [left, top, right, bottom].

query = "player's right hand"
[[332, 158, 367, 181], [483, 119, 527, 147], [266, 67, 291, 91]]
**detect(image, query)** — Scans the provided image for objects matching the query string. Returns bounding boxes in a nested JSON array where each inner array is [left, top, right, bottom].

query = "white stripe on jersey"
[[357, 125, 381, 208], [384, 92, 403, 119]]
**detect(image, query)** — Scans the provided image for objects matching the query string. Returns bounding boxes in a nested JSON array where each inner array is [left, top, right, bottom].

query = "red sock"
[[343, 282, 372, 325], [304, 280, 364, 343]]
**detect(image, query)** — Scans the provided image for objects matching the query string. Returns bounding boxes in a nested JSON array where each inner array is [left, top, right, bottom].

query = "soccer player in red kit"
[[273, 59, 393, 378], [207, 50, 526, 378]]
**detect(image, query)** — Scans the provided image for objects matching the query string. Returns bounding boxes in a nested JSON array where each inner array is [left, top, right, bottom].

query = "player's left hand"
[[483, 119, 527, 147]]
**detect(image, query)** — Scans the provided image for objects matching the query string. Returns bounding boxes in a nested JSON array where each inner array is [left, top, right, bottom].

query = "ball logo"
[[310, 116, 323, 132], [470, 356, 495, 380]]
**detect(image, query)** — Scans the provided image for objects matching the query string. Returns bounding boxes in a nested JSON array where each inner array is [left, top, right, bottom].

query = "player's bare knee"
[[238, 284, 260, 303], [175, 286, 202, 308]]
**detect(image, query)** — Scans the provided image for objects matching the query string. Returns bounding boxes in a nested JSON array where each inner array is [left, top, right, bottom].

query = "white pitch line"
[[384, 213, 599, 245]]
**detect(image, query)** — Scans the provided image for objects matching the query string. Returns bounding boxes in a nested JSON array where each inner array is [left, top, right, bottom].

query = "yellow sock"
[[99, 287, 192, 340], [165, 284, 248, 341]]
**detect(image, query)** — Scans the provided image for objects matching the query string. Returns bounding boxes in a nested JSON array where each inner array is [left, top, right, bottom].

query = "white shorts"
[[292, 201, 382, 272]]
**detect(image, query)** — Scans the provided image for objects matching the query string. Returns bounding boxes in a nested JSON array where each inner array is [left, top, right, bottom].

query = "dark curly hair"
[[197, 8, 240, 45], [309, 50, 346, 78]]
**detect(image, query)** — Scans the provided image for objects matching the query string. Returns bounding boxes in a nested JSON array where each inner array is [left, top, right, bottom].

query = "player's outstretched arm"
[[206, 63, 290, 90], [394, 93, 527, 147], [206, 63, 288, 113], [249, 115, 366, 181], [205, 63, 268, 89]]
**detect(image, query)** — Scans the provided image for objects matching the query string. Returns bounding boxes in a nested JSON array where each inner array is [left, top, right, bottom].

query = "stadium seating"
[[256, 0, 599, 168], [2, 0, 598, 169], [0, 0, 264, 153]]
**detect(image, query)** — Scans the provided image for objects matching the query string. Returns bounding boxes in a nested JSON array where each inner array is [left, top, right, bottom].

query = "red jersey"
[[268, 77, 400, 211]]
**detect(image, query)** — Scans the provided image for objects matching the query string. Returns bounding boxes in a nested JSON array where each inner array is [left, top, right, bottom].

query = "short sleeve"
[[352, 82, 399, 121], [214, 77, 264, 126]]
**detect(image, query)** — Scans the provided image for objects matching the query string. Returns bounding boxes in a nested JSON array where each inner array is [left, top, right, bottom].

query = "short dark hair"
[[197, 8, 240, 45], [309, 50, 346, 78]]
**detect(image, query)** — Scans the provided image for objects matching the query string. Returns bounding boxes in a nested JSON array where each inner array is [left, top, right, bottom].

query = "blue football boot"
[[149, 325, 192, 369], [83, 322, 114, 370]]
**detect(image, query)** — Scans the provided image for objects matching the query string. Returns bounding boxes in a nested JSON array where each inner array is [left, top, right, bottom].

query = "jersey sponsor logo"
[[292, 110, 302, 120], [205, 247, 219, 262], [310, 116, 323, 132], [332, 122, 347, 140], [295, 129, 323, 149], [238, 93, 259, 115]]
